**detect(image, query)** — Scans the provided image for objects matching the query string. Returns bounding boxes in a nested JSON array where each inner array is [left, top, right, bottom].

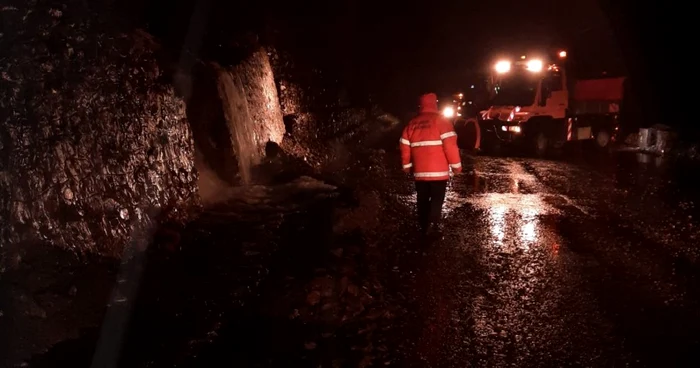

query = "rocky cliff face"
[[268, 49, 390, 171], [0, 1, 199, 258]]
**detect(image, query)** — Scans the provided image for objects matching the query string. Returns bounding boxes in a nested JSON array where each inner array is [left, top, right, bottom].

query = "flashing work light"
[[495, 60, 511, 74], [526, 59, 543, 72]]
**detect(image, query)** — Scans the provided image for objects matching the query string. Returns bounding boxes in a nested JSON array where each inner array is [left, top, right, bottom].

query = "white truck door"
[[545, 71, 567, 119], [546, 90, 568, 119]]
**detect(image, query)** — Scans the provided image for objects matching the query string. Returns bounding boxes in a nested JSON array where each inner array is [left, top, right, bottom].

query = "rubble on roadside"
[[621, 124, 700, 163]]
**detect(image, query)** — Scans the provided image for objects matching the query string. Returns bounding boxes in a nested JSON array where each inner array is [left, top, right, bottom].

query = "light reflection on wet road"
[[391, 154, 700, 367], [24, 151, 700, 368]]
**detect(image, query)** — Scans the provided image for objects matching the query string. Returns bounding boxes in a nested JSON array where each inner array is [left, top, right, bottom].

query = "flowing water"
[[216, 67, 260, 185]]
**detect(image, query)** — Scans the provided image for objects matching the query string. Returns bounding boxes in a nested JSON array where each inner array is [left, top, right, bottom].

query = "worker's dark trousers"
[[415, 180, 448, 231]]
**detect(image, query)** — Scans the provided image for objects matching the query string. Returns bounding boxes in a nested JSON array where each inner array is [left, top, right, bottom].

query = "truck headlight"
[[526, 59, 543, 72], [443, 106, 455, 118], [495, 60, 511, 74]]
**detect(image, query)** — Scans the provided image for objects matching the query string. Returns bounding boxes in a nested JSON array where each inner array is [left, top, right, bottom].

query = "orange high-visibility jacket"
[[400, 93, 462, 181]]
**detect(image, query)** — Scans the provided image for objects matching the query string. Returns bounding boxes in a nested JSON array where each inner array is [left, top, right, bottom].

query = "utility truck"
[[478, 50, 625, 155]]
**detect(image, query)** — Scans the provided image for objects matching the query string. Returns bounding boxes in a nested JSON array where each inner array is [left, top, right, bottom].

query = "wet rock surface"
[[0, 1, 199, 257], [183, 47, 285, 201], [268, 48, 399, 174], [236, 49, 286, 147], [205, 50, 285, 186]]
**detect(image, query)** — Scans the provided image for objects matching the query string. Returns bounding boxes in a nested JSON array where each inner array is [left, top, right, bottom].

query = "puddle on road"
[[395, 157, 591, 238], [397, 157, 652, 366], [466, 173, 539, 194], [396, 192, 417, 206], [458, 194, 573, 365], [395, 181, 470, 217], [469, 193, 560, 252], [467, 193, 560, 215]]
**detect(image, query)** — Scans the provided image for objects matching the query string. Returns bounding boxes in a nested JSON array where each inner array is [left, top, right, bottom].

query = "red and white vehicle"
[[479, 50, 625, 155]]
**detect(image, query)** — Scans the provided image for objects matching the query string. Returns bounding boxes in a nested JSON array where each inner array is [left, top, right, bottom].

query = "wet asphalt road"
[[22, 151, 700, 368], [387, 152, 700, 367]]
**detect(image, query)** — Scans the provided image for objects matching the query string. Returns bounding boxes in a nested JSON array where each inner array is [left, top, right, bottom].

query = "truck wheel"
[[596, 130, 611, 148], [534, 132, 548, 156]]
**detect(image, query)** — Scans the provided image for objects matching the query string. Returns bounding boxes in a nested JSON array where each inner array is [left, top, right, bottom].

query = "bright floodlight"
[[559, 50, 567, 58], [526, 59, 543, 72], [495, 60, 511, 74], [443, 106, 455, 118]]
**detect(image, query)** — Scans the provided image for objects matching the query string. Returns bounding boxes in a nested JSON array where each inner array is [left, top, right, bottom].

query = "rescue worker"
[[400, 93, 462, 235]]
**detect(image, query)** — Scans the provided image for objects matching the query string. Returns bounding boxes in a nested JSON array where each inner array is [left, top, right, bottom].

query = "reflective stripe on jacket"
[[400, 93, 462, 181]]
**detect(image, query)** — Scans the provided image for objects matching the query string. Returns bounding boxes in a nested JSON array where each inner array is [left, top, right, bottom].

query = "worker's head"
[[419, 93, 439, 113]]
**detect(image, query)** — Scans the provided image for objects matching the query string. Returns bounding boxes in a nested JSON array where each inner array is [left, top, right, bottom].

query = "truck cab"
[[480, 52, 622, 155], [485, 61, 567, 120]]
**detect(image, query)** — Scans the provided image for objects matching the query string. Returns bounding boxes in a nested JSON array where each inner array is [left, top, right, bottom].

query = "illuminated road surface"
[[25, 154, 700, 368], [388, 154, 700, 367]]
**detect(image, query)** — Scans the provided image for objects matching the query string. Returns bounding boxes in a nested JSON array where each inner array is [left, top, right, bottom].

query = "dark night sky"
[[127, 0, 694, 130], [137, 0, 622, 71], [296, 0, 628, 109]]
